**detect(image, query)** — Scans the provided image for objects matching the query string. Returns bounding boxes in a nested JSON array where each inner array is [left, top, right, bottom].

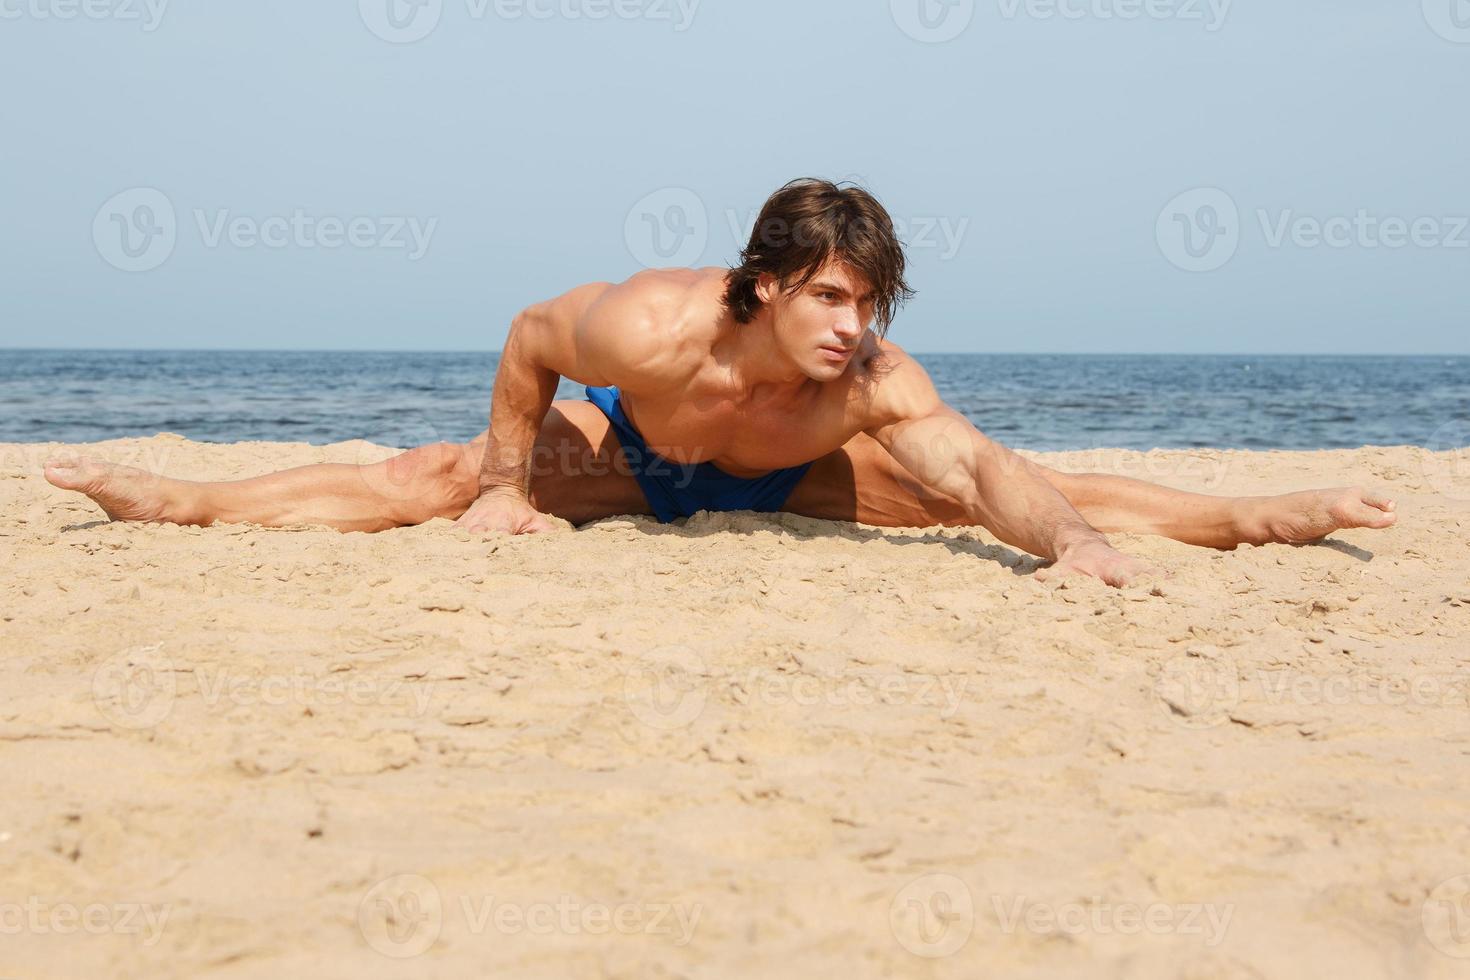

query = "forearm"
[[967, 447, 1109, 560], [478, 318, 560, 496], [887, 413, 1106, 560]]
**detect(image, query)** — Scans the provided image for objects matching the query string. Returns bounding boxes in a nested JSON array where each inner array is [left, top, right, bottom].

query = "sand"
[[2, 435, 1469, 979]]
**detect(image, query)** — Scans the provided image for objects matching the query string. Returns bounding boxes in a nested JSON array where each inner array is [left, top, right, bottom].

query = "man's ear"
[[754, 273, 780, 306]]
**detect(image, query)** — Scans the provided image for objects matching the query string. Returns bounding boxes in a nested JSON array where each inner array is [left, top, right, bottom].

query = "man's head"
[[723, 179, 915, 379]]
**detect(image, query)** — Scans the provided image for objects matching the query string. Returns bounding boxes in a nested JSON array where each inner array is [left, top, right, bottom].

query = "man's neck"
[[716, 311, 811, 403]]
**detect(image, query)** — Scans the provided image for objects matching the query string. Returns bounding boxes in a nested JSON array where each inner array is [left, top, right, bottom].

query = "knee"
[[442, 445, 484, 506], [386, 443, 479, 511], [1030, 462, 1077, 496], [1045, 467, 1114, 516], [387, 442, 458, 479]]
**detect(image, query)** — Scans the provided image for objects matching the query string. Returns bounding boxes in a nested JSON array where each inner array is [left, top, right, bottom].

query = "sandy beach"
[[3, 435, 1469, 979]]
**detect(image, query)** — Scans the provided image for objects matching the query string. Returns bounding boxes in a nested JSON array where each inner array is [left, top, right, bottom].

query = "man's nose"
[[834, 316, 860, 340]]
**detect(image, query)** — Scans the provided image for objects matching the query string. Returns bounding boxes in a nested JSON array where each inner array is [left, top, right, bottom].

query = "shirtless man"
[[44, 179, 1398, 587]]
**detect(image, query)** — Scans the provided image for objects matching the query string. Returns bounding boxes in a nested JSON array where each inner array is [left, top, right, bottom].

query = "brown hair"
[[723, 178, 915, 336]]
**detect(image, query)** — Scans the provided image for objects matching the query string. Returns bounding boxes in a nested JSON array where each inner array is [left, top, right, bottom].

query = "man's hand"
[[1035, 539, 1158, 588], [454, 488, 558, 536]]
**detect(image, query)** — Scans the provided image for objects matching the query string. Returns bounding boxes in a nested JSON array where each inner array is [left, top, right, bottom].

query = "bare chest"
[[621, 388, 854, 477]]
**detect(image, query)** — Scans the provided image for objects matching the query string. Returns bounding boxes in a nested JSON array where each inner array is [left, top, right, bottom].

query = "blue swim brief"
[[584, 385, 814, 524]]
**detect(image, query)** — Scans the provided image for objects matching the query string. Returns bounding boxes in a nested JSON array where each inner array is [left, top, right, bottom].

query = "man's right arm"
[[456, 279, 661, 535], [477, 286, 601, 501]]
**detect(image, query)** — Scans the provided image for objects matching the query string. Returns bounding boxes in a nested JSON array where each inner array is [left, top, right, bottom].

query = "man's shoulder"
[[849, 336, 921, 391], [845, 337, 942, 426], [586, 267, 724, 340], [571, 267, 724, 386], [602, 266, 723, 312]]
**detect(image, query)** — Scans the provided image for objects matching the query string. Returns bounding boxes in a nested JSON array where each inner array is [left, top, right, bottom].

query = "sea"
[[2, 350, 1466, 452]]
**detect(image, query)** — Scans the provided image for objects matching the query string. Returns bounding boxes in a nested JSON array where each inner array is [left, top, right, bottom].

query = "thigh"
[[459, 399, 652, 525], [783, 431, 973, 528]]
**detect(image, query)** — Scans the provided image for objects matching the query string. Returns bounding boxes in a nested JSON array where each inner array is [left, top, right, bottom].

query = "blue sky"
[[2, 0, 1466, 353]]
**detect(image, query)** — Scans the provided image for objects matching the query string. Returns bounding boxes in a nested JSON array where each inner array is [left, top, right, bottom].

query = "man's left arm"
[[862, 349, 1155, 587]]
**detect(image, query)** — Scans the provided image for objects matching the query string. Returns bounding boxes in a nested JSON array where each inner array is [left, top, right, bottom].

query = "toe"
[[1362, 489, 1396, 512], [1347, 499, 1397, 529], [43, 456, 89, 490]]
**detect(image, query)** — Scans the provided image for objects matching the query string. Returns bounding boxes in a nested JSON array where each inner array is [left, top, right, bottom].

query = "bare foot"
[[43, 455, 182, 524], [1247, 486, 1397, 545]]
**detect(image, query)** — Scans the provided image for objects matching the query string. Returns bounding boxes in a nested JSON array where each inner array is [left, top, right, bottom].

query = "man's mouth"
[[819, 345, 852, 360]]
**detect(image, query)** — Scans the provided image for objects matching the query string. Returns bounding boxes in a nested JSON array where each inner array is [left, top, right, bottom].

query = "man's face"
[[758, 261, 877, 381]]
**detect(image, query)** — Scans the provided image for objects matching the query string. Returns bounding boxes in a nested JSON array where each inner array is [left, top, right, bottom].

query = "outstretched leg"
[[784, 432, 1397, 548], [44, 401, 650, 532]]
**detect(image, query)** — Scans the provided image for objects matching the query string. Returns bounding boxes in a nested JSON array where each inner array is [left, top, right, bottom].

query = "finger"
[[1110, 562, 1159, 586], [453, 508, 488, 527], [1035, 564, 1077, 588]]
